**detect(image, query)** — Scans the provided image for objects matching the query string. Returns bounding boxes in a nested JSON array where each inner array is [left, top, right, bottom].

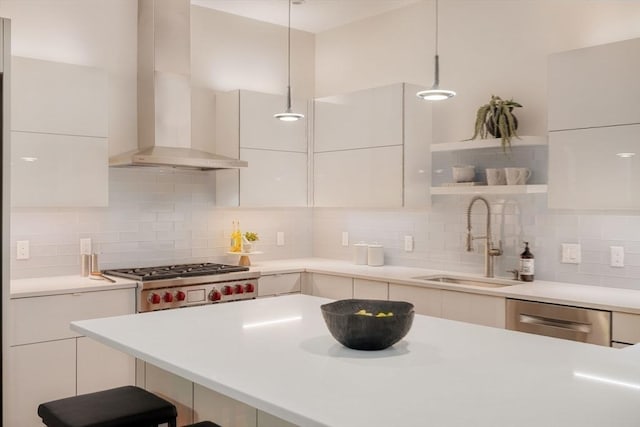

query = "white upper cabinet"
[[11, 132, 109, 207], [215, 90, 308, 207], [313, 83, 431, 208], [12, 56, 107, 137], [548, 125, 640, 209], [239, 91, 307, 152], [548, 38, 640, 131], [314, 145, 403, 207], [548, 38, 640, 210], [315, 84, 403, 152], [11, 57, 109, 207]]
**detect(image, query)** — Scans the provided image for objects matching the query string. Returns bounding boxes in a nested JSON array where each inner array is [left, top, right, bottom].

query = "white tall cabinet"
[[314, 83, 432, 208], [548, 38, 640, 209], [215, 90, 308, 207]]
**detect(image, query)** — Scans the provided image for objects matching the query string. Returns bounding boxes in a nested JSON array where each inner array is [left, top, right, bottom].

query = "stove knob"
[[234, 284, 244, 294], [163, 292, 174, 303], [222, 285, 233, 296], [209, 289, 222, 301], [176, 291, 186, 301], [148, 293, 161, 304], [244, 283, 255, 293]]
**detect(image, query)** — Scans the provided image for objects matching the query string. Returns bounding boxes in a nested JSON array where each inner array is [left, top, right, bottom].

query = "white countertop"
[[10, 274, 137, 298], [11, 257, 640, 314], [72, 294, 640, 427], [249, 258, 640, 314]]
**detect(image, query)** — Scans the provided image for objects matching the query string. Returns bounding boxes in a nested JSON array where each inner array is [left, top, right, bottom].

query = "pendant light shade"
[[275, 0, 304, 121], [417, 0, 456, 101]]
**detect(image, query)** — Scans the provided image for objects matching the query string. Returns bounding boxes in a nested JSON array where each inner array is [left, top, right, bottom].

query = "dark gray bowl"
[[320, 299, 415, 351]]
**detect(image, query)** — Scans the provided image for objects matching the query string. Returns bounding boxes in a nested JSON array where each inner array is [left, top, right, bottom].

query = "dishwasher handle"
[[519, 313, 592, 334]]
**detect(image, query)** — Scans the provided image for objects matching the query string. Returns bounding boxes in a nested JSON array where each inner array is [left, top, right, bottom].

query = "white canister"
[[367, 244, 384, 267], [354, 242, 368, 265]]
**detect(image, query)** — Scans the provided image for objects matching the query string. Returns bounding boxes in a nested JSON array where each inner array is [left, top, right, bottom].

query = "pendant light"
[[274, 0, 304, 121], [417, 0, 456, 101]]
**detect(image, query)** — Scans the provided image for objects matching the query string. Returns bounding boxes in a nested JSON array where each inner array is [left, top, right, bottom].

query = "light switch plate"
[[17, 240, 30, 260], [610, 246, 624, 267], [276, 231, 285, 246], [341, 232, 349, 247], [404, 235, 413, 252], [561, 243, 581, 264], [80, 238, 92, 255]]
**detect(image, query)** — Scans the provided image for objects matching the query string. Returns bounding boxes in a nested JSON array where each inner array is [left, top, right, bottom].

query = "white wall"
[[315, 0, 640, 143]]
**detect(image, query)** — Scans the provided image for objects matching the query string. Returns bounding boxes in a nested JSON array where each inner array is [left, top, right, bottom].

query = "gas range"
[[103, 263, 260, 312]]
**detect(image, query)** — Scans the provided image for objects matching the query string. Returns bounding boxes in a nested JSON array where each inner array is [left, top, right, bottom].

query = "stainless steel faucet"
[[466, 196, 502, 277]]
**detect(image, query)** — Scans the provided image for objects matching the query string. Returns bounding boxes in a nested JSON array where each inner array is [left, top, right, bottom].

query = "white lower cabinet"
[[309, 273, 353, 299], [612, 312, 640, 346], [143, 362, 297, 427], [144, 364, 194, 426], [77, 337, 136, 395], [353, 278, 388, 300], [388, 283, 505, 328], [441, 290, 506, 328], [257, 410, 298, 427], [194, 384, 256, 427], [7, 340, 76, 427], [388, 283, 442, 317], [7, 288, 136, 426], [258, 273, 302, 297]]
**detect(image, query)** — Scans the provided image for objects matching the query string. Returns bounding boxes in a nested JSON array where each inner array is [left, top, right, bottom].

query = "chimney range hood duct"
[[110, 0, 247, 170]]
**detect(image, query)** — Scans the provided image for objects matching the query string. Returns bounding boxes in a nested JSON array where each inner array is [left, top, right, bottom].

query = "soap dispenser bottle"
[[519, 242, 535, 282]]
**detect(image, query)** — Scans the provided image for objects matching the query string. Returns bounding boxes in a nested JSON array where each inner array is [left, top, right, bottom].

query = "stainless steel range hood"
[[110, 0, 247, 170]]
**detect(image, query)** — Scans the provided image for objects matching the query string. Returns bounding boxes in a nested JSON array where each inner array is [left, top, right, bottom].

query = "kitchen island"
[[71, 294, 640, 427]]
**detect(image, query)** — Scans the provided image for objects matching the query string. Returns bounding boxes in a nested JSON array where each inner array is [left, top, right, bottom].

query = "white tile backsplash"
[[313, 194, 640, 290], [10, 167, 640, 290], [10, 168, 313, 279]]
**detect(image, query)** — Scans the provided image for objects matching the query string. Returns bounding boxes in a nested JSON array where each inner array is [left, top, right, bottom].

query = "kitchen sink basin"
[[411, 275, 517, 288]]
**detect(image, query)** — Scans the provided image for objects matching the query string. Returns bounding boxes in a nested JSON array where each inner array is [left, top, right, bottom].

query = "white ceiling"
[[191, 0, 422, 34]]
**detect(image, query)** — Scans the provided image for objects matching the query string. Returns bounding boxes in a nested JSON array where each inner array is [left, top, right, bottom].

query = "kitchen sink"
[[411, 275, 518, 288]]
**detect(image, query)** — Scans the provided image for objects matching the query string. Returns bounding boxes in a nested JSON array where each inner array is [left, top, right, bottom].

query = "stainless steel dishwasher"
[[506, 299, 611, 346]]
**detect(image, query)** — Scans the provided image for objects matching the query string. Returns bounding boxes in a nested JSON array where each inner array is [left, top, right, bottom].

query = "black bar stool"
[[38, 385, 177, 427]]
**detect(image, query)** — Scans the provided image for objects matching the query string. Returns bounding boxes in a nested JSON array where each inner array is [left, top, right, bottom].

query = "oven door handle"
[[519, 314, 592, 334]]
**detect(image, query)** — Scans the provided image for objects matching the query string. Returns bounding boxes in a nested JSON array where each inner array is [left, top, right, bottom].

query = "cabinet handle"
[[519, 314, 591, 334], [72, 293, 83, 297]]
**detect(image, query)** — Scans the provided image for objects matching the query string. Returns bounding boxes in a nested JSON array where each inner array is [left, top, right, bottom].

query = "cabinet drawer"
[[612, 312, 640, 344], [353, 279, 388, 300], [258, 273, 302, 297], [10, 288, 135, 346], [310, 274, 353, 300]]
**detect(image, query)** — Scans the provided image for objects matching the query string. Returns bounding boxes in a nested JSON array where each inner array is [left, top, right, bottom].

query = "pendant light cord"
[[434, 0, 439, 56], [286, 0, 292, 109]]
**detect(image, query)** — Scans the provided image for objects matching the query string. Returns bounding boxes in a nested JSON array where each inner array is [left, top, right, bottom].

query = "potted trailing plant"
[[242, 231, 259, 252], [470, 95, 522, 151]]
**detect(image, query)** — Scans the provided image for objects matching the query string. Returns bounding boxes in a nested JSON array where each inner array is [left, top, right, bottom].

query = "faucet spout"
[[466, 196, 502, 277]]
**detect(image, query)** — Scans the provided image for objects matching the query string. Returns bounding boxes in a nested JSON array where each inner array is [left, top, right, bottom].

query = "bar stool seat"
[[38, 385, 177, 427], [185, 422, 222, 427]]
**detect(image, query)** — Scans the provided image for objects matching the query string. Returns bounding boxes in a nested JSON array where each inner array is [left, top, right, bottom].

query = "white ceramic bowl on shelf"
[[452, 165, 475, 183]]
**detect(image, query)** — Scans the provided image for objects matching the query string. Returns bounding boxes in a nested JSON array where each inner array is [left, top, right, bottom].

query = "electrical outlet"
[[561, 243, 581, 264], [17, 240, 30, 260], [80, 238, 92, 255], [341, 232, 349, 247], [276, 231, 285, 246], [404, 235, 414, 252], [610, 246, 624, 267]]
